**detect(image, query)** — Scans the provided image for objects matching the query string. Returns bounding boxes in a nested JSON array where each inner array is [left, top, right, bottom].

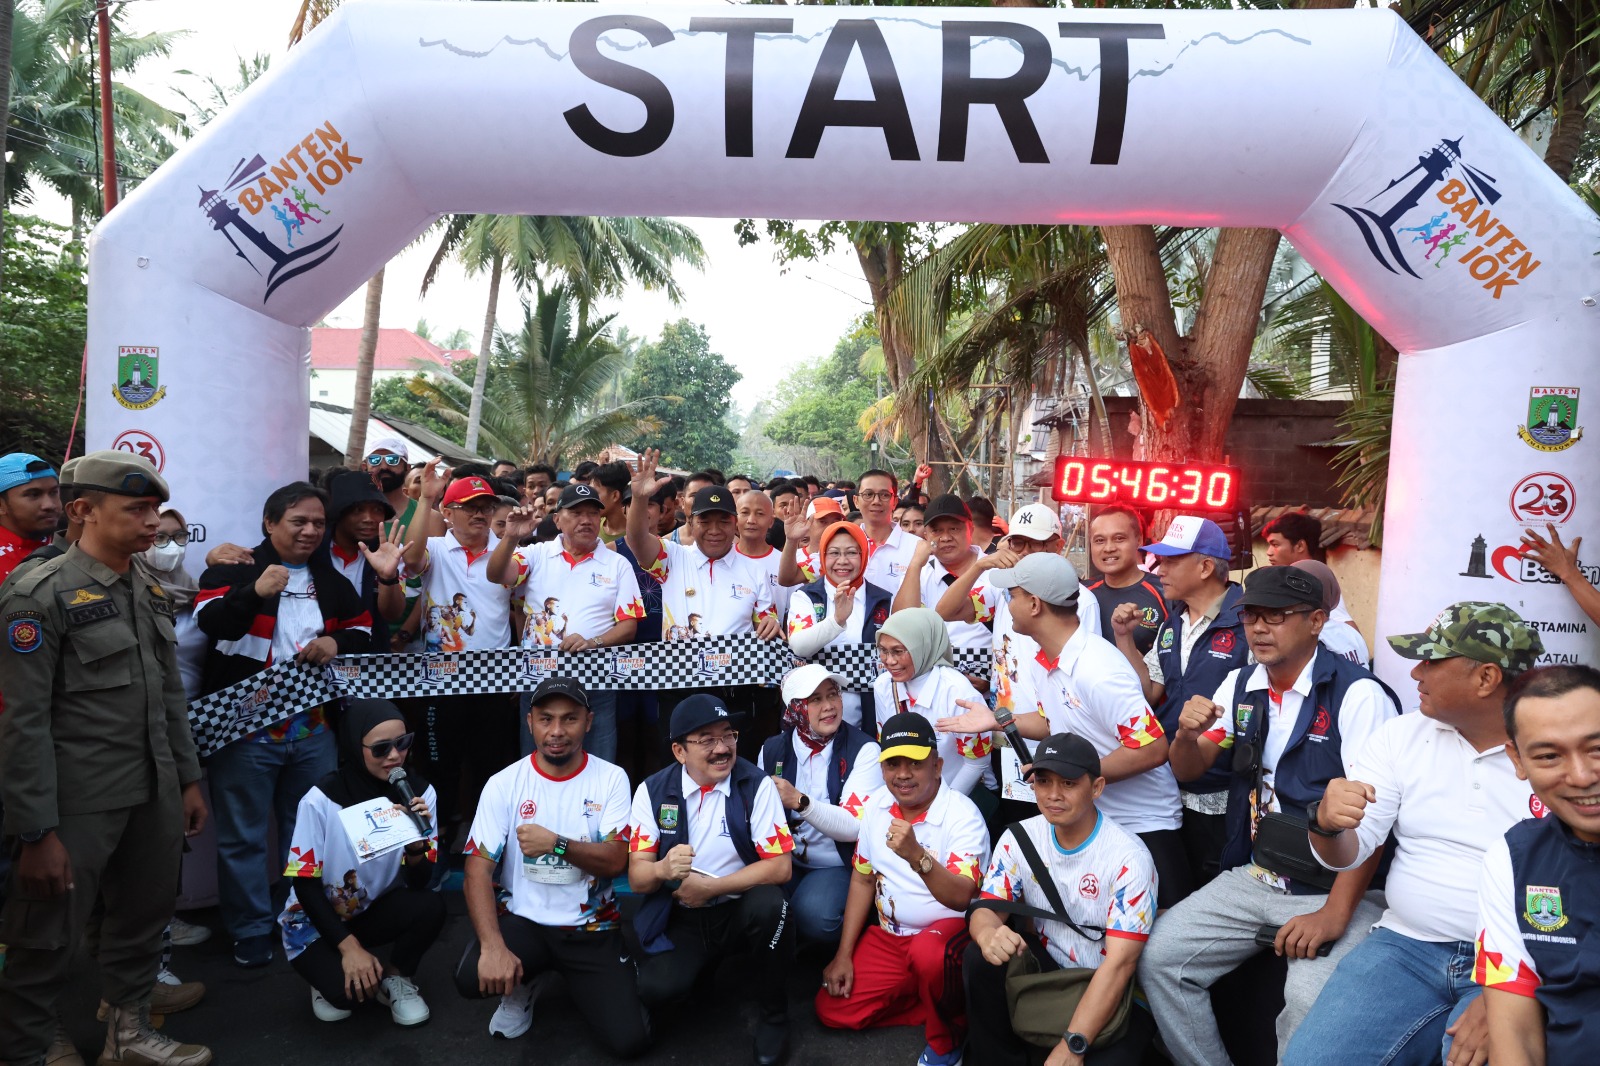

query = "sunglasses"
[[363, 732, 415, 759], [365, 454, 406, 468]]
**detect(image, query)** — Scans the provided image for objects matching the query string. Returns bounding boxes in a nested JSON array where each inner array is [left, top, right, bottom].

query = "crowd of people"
[[1, 440, 1598, 1066]]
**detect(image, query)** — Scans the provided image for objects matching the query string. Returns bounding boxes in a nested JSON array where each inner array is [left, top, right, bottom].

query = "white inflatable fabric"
[[86, 3, 1600, 690]]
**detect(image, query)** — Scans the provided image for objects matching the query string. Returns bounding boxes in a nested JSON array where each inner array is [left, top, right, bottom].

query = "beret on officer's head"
[[71, 450, 169, 503]]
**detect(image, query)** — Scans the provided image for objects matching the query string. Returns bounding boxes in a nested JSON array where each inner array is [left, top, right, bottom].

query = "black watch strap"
[[1305, 800, 1342, 838], [553, 836, 570, 857], [1065, 1031, 1090, 1055], [19, 828, 55, 844]]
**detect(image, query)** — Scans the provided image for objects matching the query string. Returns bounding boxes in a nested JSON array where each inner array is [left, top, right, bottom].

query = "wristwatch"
[[19, 828, 55, 844], [916, 851, 936, 875], [1064, 1031, 1090, 1056], [553, 836, 570, 858], [796, 794, 812, 814], [1304, 800, 1342, 838], [376, 573, 399, 586]]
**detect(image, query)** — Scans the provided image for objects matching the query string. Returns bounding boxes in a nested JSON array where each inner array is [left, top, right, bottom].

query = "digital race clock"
[[1052, 457, 1240, 510]]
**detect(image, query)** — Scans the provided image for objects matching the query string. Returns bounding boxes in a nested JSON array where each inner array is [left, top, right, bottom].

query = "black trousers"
[[454, 914, 648, 1058], [1178, 804, 1228, 889], [290, 888, 446, 1010], [421, 692, 519, 828], [961, 938, 1155, 1066], [635, 885, 793, 1026], [1138, 828, 1196, 910]]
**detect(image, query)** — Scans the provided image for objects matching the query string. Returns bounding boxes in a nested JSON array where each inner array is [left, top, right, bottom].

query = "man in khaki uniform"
[[0, 452, 212, 1066]]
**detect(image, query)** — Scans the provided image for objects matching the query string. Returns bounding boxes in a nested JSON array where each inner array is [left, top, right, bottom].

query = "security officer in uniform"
[[0, 452, 213, 1066]]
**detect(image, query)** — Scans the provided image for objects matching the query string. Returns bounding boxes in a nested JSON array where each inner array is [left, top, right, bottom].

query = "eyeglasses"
[[447, 501, 497, 515], [363, 732, 415, 759], [878, 645, 910, 661], [1239, 606, 1317, 626], [153, 531, 189, 547], [365, 454, 405, 468], [857, 491, 895, 503], [824, 549, 862, 561], [680, 730, 739, 751]]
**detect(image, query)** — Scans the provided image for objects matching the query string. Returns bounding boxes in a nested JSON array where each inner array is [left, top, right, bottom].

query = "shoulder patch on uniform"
[[147, 586, 174, 617], [7, 613, 44, 653], [60, 587, 107, 607]]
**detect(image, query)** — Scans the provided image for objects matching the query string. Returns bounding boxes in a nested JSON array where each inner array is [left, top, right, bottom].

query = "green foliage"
[[0, 215, 85, 456], [371, 375, 463, 445], [624, 320, 741, 472], [764, 325, 881, 480]]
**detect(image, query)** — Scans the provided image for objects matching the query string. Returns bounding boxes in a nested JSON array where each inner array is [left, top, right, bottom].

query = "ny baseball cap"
[[1006, 503, 1062, 542], [70, 451, 169, 502], [878, 711, 937, 762], [1240, 566, 1324, 610], [1024, 733, 1101, 781], [923, 494, 972, 525], [669, 693, 743, 741], [805, 497, 844, 521], [990, 552, 1081, 606], [0, 453, 57, 495], [442, 476, 496, 507], [529, 676, 590, 710], [559, 482, 604, 510], [690, 486, 737, 517], [1142, 515, 1231, 561], [1388, 601, 1544, 674], [781, 663, 849, 705]]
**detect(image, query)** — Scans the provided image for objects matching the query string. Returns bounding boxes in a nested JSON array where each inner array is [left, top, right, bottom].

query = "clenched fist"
[[1110, 602, 1143, 639], [255, 565, 290, 598], [1177, 695, 1223, 737], [1317, 778, 1377, 833]]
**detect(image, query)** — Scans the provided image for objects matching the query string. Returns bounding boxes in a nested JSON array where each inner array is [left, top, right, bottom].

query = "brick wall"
[[1097, 396, 1350, 508]]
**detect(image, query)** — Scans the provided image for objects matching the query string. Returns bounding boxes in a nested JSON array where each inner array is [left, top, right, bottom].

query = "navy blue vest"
[[1155, 583, 1247, 795], [1219, 651, 1398, 885], [797, 576, 893, 645], [760, 721, 873, 865], [634, 758, 765, 954], [1504, 815, 1600, 1062]]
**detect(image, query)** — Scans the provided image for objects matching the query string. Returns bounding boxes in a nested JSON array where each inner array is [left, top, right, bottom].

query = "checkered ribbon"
[[187, 637, 991, 756]]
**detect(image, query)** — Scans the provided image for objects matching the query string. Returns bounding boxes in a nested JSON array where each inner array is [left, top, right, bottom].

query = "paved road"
[[57, 896, 928, 1066]]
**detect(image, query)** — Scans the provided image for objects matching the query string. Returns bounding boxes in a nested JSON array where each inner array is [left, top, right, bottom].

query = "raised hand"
[[359, 522, 406, 582], [501, 504, 541, 543], [1318, 778, 1376, 833], [254, 564, 290, 598], [420, 454, 450, 505], [1110, 602, 1143, 639], [1177, 695, 1223, 737], [631, 447, 674, 499]]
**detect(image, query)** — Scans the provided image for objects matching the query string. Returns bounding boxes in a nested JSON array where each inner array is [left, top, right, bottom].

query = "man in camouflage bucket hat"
[[1282, 601, 1544, 1066]]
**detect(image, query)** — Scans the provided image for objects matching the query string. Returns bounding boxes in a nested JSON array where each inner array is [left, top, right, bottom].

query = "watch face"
[[1066, 1033, 1089, 1055]]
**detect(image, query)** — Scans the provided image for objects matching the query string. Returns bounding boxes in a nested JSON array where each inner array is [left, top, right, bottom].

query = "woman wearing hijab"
[[758, 664, 885, 944], [871, 608, 992, 796], [786, 522, 895, 728], [278, 699, 445, 1026]]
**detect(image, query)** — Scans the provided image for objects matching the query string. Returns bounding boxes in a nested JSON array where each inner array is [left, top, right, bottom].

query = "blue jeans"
[[1282, 927, 1481, 1066], [785, 863, 851, 945], [521, 689, 618, 765], [208, 731, 336, 941]]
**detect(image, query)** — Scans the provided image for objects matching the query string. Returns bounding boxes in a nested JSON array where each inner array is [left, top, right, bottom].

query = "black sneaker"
[[233, 934, 275, 969], [753, 1019, 788, 1066]]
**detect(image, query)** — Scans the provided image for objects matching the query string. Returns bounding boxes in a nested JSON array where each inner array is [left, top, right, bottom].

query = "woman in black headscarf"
[[276, 699, 445, 1026]]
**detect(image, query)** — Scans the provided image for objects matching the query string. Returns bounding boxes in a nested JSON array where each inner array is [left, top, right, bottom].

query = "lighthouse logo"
[[1517, 387, 1582, 452], [198, 120, 363, 302]]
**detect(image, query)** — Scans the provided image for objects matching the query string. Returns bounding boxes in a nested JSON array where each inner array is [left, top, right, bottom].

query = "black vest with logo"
[[1154, 582, 1248, 795], [760, 721, 873, 865]]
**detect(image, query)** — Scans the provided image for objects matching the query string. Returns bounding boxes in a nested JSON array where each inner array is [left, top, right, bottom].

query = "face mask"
[[145, 541, 185, 571]]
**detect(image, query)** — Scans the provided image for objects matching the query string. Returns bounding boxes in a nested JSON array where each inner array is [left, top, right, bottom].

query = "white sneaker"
[[488, 980, 536, 1039], [310, 989, 351, 1023], [168, 918, 212, 947], [377, 975, 430, 1027]]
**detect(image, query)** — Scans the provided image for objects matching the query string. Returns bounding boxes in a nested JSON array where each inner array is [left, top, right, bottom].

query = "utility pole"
[[96, 0, 119, 212]]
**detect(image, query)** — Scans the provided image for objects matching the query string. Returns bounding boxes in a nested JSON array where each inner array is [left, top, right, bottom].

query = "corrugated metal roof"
[[308, 401, 487, 466]]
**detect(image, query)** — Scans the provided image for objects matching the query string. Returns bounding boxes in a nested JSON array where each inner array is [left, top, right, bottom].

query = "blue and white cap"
[[1142, 515, 1231, 561]]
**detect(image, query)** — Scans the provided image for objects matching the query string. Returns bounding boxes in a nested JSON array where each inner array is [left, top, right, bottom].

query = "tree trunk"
[[465, 252, 502, 454], [346, 266, 385, 468], [0, 0, 14, 290], [854, 234, 943, 490]]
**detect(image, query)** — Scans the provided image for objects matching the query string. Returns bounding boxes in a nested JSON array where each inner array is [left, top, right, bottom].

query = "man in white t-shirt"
[[817, 712, 990, 1066], [1282, 603, 1544, 1066], [966, 734, 1159, 1066], [895, 494, 996, 657], [488, 483, 644, 764], [454, 677, 644, 1055], [857, 469, 919, 595], [736, 489, 790, 622]]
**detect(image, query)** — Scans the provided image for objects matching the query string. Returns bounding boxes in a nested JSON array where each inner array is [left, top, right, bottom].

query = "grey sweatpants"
[[1138, 865, 1384, 1066]]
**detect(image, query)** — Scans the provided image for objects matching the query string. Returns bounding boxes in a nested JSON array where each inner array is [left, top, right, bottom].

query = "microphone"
[[992, 705, 1033, 767], [387, 768, 432, 836]]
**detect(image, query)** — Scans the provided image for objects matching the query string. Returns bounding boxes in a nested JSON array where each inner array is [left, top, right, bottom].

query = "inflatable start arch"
[[87, 2, 1600, 687]]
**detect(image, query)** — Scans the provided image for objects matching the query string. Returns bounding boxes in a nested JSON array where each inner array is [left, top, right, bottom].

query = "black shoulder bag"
[[1231, 679, 1338, 892]]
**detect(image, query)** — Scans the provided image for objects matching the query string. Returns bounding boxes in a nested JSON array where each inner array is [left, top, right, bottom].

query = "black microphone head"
[[387, 767, 408, 785]]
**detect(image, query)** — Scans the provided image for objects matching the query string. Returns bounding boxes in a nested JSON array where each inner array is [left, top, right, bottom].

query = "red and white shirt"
[[641, 539, 776, 640], [993, 582, 1102, 720], [513, 537, 643, 648], [465, 753, 631, 930], [981, 812, 1156, 969], [913, 548, 996, 649], [629, 770, 794, 896], [0, 526, 48, 585], [408, 532, 520, 651], [738, 544, 791, 624], [873, 665, 991, 796], [852, 785, 990, 935], [758, 731, 882, 868], [1473, 835, 1546, 999], [328, 543, 367, 592], [863, 523, 918, 595]]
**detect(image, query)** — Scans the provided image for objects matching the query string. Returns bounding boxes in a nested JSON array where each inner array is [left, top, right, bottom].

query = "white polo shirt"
[[1022, 626, 1182, 834], [852, 785, 990, 935], [1315, 711, 1537, 943], [513, 537, 643, 647], [410, 532, 518, 651], [993, 583, 1102, 718], [912, 548, 996, 650], [642, 539, 776, 640], [1319, 621, 1371, 667], [328, 543, 368, 592], [873, 665, 990, 796], [628, 770, 793, 894], [738, 544, 792, 623], [863, 523, 918, 595], [758, 732, 882, 868], [464, 753, 632, 930]]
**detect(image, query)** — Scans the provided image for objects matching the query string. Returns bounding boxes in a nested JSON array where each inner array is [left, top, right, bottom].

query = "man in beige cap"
[[0, 451, 212, 1066]]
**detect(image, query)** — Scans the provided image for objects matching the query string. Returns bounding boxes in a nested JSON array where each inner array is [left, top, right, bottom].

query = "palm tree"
[[410, 283, 670, 468]]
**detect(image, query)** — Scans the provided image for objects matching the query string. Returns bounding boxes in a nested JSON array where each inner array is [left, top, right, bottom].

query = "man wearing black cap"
[[0, 452, 211, 1066], [896, 494, 997, 655], [1140, 566, 1398, 1065], [455, 676, 644, 1054], [817, 711, 989, 1066], [629, 694, 795, 1066], [323, 470, 407, 649], [966, 733, 1159, 1066]]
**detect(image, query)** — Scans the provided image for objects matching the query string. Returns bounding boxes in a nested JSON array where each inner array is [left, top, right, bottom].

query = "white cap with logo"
[[1006, 503, 1062, 542]]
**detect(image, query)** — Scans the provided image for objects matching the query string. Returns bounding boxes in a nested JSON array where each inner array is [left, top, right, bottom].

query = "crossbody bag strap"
[[968, 822, 1104, 942]]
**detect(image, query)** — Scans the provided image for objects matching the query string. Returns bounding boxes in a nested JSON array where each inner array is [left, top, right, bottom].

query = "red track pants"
[[815, 918, 971, 1054]]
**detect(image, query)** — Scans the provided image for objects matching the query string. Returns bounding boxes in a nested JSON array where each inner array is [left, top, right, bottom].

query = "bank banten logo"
[[1332, 137, 1540, 299], [113, 346, 166, 410], [198, 121, 362, 302], [1517, 387, 1582, 452]]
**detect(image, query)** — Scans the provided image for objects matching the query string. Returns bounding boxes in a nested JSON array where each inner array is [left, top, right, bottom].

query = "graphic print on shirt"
[[425, 591, 476, 652]]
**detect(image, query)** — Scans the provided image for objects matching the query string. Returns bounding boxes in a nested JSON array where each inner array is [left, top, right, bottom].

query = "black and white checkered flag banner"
[[187, 637, 991, 756]]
